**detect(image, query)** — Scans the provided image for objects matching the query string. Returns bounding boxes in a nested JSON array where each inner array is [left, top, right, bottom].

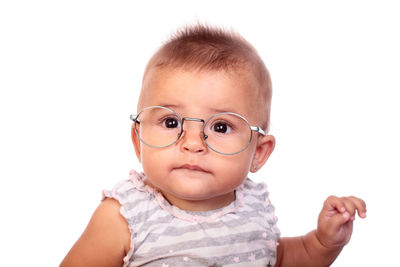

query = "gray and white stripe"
[[103, 171, 280, 267]]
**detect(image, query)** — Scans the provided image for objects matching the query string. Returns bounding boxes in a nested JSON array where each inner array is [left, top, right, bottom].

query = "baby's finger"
[[341, 198, 357, 220], [325, 209, 352, 233], [324, 195, 347, 214], [348, 196, 367, 218], [340, 196, 367, 221]]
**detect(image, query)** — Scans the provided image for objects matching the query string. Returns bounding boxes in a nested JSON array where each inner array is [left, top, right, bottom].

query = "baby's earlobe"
[[250, 164, 259, 172]]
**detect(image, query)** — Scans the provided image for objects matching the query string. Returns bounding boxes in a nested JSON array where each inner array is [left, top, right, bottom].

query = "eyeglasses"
[[130, 106, 266, 155]]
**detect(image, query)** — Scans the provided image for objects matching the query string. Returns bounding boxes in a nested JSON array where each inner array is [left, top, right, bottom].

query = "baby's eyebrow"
[[208, 108, 234, 114], [157, 104, 181, 109]]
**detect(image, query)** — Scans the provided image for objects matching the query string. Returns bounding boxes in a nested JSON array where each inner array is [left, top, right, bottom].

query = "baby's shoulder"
[[242, 178, 271, 201], [93, 198, 131, 250], [60, 198, 130, 266], [102, 173, 162, 223], [241, 178, 279, 228]]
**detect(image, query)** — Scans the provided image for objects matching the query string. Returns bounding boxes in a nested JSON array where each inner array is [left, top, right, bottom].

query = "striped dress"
[[103, 170, 280, 267]]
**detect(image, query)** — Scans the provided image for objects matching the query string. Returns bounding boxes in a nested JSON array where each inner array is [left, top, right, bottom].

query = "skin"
[[276, 196, 367, 266], [60, 68, 367, 267], [60, 198, 130, 267]]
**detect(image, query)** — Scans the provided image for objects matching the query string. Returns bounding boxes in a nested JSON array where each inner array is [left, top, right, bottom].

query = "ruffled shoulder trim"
[[242, 179, 280, 239]]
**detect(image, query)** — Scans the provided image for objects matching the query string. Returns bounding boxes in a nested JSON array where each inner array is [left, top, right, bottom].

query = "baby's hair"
[[141, 24, 272, 131]]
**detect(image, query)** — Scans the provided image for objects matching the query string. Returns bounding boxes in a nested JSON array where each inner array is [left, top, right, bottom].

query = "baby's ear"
[[250, 134, 275, 172], [131, 124, 142, 163]]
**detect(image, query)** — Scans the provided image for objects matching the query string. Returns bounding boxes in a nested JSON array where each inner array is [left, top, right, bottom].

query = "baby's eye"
[[162, 117, 181, 128], [211, 122, 232, 134]]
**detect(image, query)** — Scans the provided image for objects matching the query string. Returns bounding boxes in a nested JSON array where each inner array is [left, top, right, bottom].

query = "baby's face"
[[133, 68, 268, 210]]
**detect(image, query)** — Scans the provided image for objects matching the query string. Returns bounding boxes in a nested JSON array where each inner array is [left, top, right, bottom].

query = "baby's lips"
[[174, 163, 210, 173]]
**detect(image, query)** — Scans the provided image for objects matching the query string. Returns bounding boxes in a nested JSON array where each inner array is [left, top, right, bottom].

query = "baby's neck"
[[161, 190, 236, 212]]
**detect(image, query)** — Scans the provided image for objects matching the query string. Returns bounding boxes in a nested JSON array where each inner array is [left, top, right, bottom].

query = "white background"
[[1, 1, 399, 266]]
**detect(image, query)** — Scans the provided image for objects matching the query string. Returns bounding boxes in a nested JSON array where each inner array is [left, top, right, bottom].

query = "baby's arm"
[[275, 196, 367, 267], [60, 198, 130, 267]]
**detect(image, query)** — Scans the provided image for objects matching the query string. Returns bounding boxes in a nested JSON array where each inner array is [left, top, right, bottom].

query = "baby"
[[61, 25, 367, 267]]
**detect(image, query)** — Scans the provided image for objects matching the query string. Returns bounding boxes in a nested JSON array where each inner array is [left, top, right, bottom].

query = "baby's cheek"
[[141, 151, 167, 175], [215, 156, 251, 185]]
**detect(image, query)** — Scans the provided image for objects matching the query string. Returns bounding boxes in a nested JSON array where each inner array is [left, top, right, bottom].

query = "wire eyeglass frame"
[[130, 106, 266, 155]]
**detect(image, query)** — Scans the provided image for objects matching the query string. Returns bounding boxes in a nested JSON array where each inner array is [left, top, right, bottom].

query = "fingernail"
[[360, 212, 367, 218], [343, 212, 350, 219], [351, 216, 356, 221]]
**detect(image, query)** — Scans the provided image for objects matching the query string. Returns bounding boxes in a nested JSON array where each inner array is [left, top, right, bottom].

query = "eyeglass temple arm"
[[130, 114, 139, 122], [251, 126, 266, 136]]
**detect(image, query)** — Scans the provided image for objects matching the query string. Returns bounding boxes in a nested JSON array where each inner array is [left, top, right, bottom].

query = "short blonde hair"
[[140, 24, 272, 130]]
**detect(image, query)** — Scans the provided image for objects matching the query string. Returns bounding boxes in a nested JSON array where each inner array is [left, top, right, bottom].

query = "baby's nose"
[[179, 122, 207, 153]]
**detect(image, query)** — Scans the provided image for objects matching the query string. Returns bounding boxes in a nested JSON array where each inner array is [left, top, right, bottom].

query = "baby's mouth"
[[174, 164, 210, 173]]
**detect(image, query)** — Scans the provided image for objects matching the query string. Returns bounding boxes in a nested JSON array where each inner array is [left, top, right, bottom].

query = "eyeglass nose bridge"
[[178, 117, 208, 140]]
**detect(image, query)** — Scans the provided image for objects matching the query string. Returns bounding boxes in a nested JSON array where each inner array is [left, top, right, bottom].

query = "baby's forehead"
[[140, 66, 262, 105], [146, 65, 260, 89]]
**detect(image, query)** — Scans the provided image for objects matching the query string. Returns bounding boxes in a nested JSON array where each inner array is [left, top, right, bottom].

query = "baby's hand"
[[316, 196, 367, 249]]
